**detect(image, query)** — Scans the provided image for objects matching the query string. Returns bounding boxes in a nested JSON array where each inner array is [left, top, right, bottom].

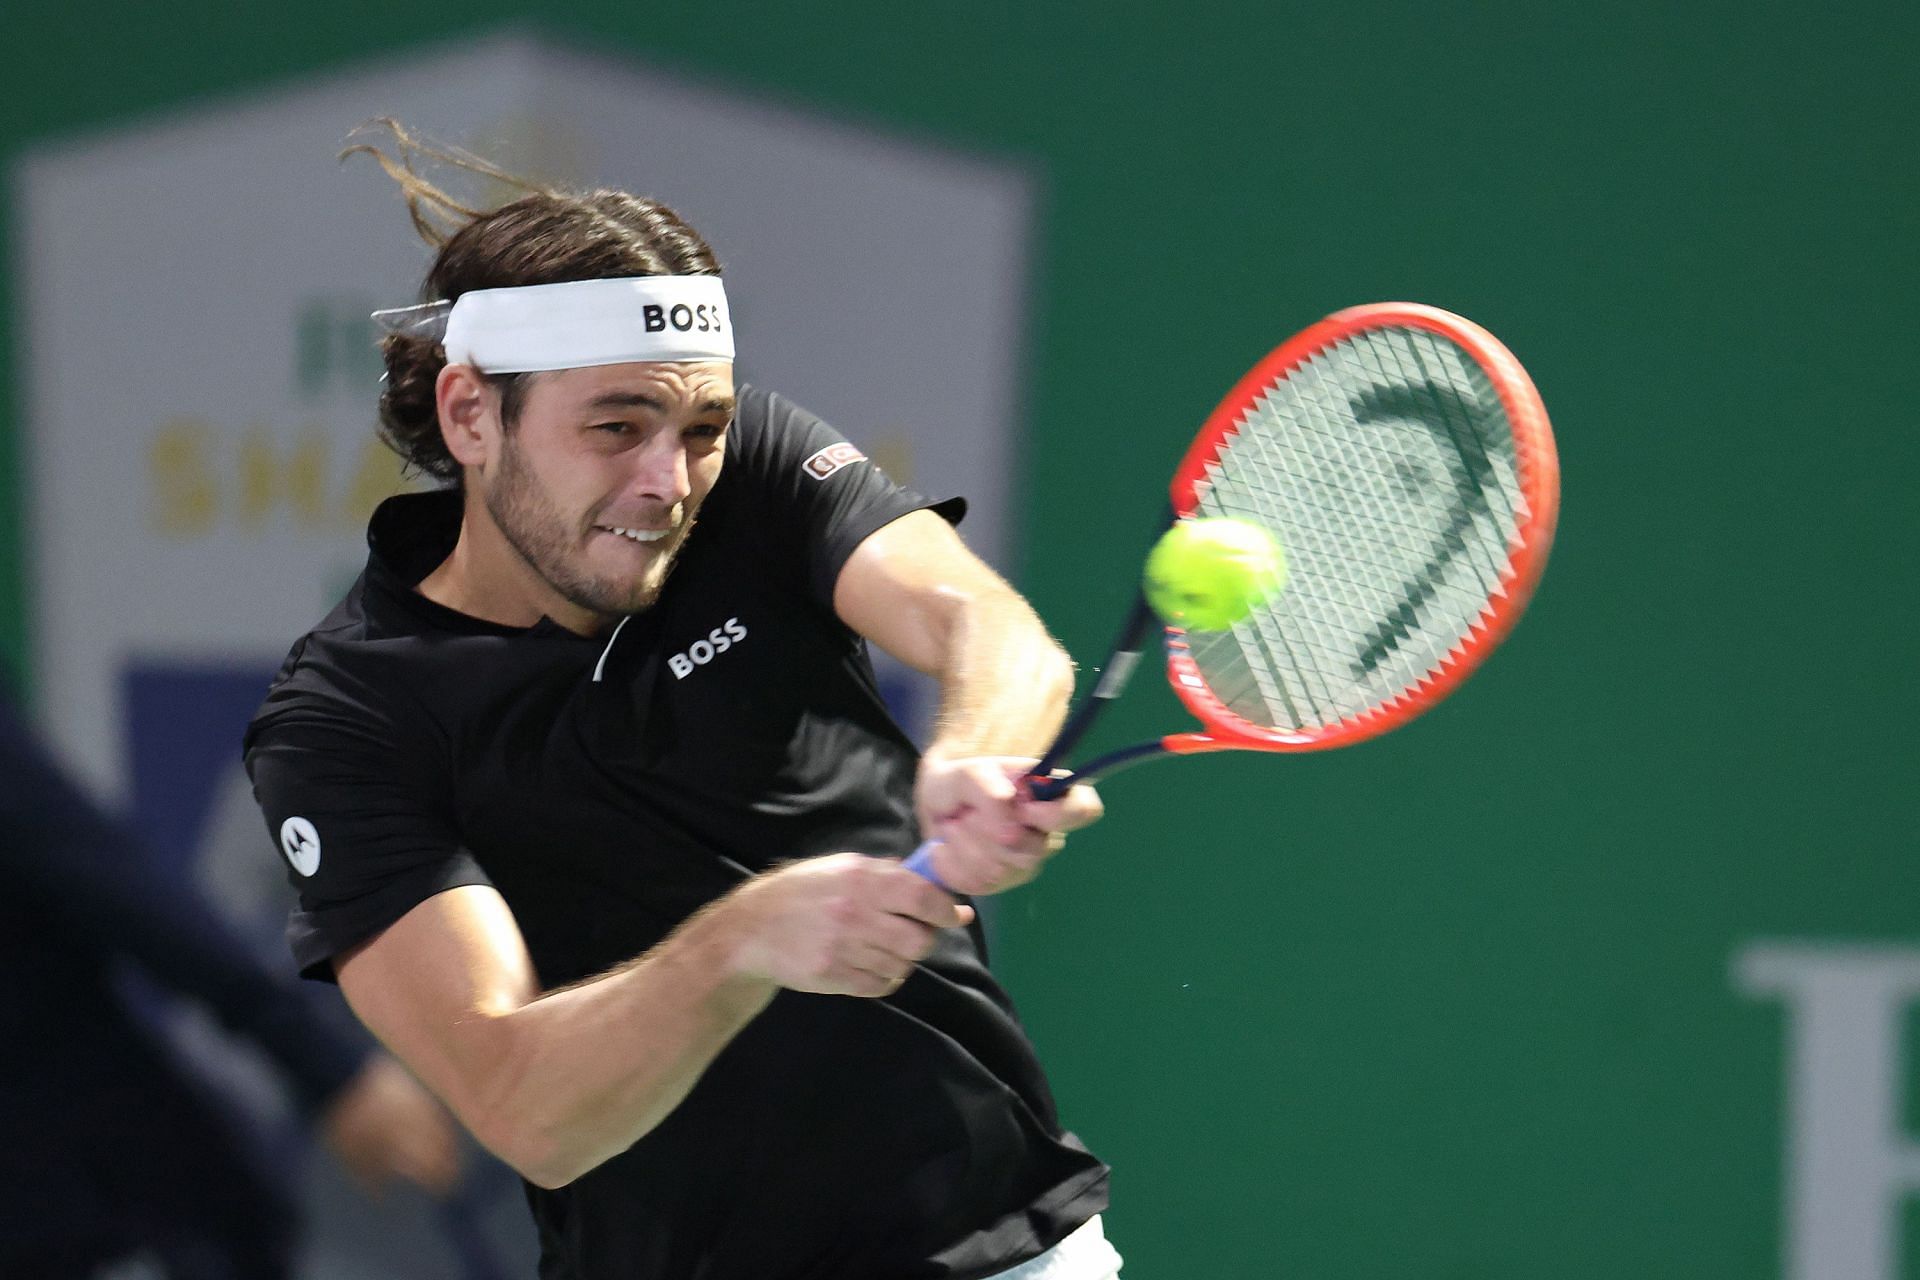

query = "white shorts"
[[980, 1215, 1123, 1280]]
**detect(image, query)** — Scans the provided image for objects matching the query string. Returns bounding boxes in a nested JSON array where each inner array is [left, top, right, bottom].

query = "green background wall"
[[4, 4, 1914, 1276]]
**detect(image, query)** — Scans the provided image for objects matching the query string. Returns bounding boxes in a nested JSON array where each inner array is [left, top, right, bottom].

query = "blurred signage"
[[18, 32, 1034, 800], [1739, 944, 1920, 1280]]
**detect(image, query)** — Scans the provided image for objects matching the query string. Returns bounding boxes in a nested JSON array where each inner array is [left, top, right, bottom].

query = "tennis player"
[[244, 130, 1123, 1279]]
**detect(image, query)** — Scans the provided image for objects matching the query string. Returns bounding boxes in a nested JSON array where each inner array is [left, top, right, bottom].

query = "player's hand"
[[914, 754, 1105, 896], [320, 1052, 464, 1199], [723, 853, 974, 997]]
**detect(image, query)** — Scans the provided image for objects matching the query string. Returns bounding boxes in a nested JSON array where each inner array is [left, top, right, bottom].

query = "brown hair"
[[346, 120, 723, 482]]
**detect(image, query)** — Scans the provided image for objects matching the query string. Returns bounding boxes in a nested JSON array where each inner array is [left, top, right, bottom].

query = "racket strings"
[[1187, 326, 1527, 733], [1346, 336, 1519, 670]]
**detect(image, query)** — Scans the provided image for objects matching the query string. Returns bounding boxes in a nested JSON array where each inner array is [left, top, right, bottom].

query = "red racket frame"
[[1158, 302, 1560, 757], [906, 303, 1559, 877]]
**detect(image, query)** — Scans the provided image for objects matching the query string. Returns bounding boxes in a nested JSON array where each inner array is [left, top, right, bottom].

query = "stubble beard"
[[486, 434, 695, 620]]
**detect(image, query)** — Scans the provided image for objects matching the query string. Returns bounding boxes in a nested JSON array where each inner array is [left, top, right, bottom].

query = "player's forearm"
[[476, 904, 775, 1188], [923, 586, 1074, 761]]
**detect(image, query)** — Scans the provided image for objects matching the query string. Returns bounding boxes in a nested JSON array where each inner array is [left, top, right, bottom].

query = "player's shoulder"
[[728, 382, 862, 479], [736, 379, 845, 441], [734, 381, 805, 432], [244, 577, 438, 761]]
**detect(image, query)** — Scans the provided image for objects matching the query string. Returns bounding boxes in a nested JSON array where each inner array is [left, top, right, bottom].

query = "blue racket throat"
[[1034, 591, 1163, 780]]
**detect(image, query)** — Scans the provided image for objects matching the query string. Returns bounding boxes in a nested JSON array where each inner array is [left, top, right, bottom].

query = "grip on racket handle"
[[902, 839, 949, 889], [904, 770, 1074, 890]]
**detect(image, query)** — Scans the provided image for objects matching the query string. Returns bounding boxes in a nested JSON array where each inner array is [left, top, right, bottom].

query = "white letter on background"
[[1737, 945, 1920, 1280]]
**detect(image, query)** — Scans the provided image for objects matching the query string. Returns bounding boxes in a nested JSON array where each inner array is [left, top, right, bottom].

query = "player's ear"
[[435, 364, 496, 468]]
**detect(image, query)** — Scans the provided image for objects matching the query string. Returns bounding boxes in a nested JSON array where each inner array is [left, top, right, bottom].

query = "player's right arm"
[[333, 852, 967, 1189]]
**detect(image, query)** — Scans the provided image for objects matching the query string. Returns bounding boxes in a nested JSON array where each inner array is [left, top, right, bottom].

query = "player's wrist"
[[678, 890, 782, 998], [918, 740, 976, 772]]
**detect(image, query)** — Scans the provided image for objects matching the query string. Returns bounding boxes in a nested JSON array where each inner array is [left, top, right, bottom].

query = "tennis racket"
[[905, 302, 1559, 886]]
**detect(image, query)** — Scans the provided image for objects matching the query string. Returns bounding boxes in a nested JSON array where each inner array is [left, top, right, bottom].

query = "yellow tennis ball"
[[1143, 517, 1287, 630]]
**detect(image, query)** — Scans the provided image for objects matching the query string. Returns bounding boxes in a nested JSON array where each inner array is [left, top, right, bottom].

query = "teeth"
[[606, 526, 669, 543]]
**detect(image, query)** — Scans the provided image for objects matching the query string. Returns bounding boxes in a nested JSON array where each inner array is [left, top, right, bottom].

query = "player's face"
[[485, 360, 734, 622]]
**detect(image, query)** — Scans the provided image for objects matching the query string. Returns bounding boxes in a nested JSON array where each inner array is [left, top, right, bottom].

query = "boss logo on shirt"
[[668, 617, 749, 680], [802, 442, 865, 481]]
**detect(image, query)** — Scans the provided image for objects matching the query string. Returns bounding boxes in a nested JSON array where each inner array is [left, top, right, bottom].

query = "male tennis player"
[[245, 131, 1122, 1280]]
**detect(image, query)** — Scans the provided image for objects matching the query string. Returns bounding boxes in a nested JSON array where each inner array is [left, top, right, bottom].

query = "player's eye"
[[590, 421, 635, 436]]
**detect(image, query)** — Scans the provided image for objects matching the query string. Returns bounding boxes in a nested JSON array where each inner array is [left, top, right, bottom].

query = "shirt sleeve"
[[732, 384, 968, 607], [245, 702, 491, 983]]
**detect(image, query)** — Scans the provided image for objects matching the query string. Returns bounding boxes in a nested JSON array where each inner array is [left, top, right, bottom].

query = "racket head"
[[1160, 302, 1559, 753]]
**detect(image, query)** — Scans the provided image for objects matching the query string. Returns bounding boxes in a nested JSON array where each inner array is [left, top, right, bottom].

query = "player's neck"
[[416, 495, 604, 636]]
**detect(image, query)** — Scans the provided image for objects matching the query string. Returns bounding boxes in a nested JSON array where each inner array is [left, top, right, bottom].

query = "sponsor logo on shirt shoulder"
[[669, 616, 749, 680], [280, 816, 322, 877], [802, 442, 865, 481]]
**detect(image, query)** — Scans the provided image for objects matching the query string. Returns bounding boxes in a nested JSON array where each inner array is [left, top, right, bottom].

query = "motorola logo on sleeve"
[[279, 816, 322, 876]]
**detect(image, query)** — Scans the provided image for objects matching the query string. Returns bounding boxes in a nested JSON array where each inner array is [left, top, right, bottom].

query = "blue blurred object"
[[0, 690, 361, 1276]]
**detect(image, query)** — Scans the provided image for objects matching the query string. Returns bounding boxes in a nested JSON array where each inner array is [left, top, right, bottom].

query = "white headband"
[[372, 276, 734, 373]]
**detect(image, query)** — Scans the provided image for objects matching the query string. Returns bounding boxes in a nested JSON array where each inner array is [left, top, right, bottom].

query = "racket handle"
[[901, 839, 950, 890], [1026, 772, 1070, 802]]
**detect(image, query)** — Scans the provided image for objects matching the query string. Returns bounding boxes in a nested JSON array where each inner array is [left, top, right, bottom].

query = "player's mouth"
[[596, 525, 672, 544]]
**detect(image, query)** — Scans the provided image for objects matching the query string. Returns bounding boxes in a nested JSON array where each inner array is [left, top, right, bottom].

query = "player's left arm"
[[833, 509, 1103, 894]]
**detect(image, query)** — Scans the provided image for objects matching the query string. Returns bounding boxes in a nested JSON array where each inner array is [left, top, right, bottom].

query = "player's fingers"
[[1015, 780, 1104, 834], [854, 913, 939, 967], [845, 938, 920, 978], [962, 756, 1027, 801], [958, 821, 1050, 867], [927, 757, 1023, 817], [874, 863, 972, 926], [837, 954, 913, 998], [940, 801, 1030, 848], [930, 833, 1044, 896]]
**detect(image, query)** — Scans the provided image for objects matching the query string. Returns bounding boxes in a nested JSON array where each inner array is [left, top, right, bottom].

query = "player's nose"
[[627, 435, 692, 505]]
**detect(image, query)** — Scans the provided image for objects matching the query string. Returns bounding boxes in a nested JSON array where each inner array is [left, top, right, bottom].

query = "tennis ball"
[[1143, 517, 1287, 631]]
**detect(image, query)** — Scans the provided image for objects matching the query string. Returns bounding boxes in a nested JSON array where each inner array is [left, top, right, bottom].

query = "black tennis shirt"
[[244, 385, 1108, 1280]]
